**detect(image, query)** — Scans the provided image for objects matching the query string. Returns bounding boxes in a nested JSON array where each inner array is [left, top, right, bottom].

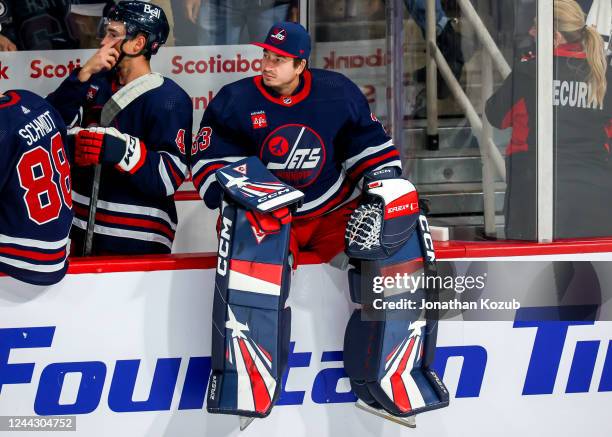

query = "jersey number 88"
[[16, 133, 72, 225]]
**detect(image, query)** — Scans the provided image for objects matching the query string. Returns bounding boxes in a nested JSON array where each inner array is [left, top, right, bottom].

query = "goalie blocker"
[[206, 157, 304, 418], [343, 167, 449, 418]]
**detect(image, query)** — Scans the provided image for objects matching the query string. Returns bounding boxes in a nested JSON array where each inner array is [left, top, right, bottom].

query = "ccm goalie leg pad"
[[206, 157, 304, 418], [343, 168, 449, 418]]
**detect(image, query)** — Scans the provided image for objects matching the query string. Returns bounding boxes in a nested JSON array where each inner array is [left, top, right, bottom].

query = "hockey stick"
[[82, 164, 101, 256], [79, 74, 164, 256]]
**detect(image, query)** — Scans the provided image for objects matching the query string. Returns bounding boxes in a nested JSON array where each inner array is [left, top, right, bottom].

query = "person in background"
[[403, 0, 467, 116], [69, 0, 175, 48], [0, 0, 77, 51], [181, 0, 296, 46], [68, 0, 116, 49], [486, 0, 611, 240], [169, 0, 199, 45]]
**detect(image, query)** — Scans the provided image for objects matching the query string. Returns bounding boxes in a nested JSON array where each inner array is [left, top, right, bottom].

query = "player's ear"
[[295, 59, 307, 75], [127, 33, 147, 55]]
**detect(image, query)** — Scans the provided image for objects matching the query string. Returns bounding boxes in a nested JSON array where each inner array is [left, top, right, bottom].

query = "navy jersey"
[[47, 70, 193, 254], [0, 90, 73, 285], [191, 69, 400, 219]]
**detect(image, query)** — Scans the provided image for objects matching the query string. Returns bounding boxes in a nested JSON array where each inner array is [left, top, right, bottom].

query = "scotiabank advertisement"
[[0, 41, 389, 132], [0, 45, 264, 132], [1, 260, 611, 436]]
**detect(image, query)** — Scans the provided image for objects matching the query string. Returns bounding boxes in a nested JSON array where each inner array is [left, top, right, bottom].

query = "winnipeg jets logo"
[[270, 28, 286, 43], [21, 106, 30, 114], [269, 136, 288, 156], [143, 4, 161, 18], [261, 125, 325, 188]]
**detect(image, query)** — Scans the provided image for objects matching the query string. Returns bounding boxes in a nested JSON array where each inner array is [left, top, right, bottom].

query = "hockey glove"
[[74, 127, 146, 173]]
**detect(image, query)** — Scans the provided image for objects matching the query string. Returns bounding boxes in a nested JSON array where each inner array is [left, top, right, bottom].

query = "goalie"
[[191, 22, 449, 428]]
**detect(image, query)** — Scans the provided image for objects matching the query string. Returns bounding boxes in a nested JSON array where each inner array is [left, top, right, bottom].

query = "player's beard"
[[262, 74, 276, 86], [112, 53, 130, 85]]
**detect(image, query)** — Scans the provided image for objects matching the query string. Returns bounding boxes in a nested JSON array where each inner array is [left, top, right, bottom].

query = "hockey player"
[[47, 1, 192, 255], [0, 89, 73, 285], [191, 22, 448, 428]]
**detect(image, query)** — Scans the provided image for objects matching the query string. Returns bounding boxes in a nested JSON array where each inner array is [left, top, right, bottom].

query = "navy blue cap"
[[253, 22, 311, 59]]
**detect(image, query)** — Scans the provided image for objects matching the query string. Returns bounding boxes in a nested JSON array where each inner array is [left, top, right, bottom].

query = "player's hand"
[[0, 34, 17, 51], [77, 44, 120, 82], [184, 0, 202, 24], [74, 127, 146, 174]]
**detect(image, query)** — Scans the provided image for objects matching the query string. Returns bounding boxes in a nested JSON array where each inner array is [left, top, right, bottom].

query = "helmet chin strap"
[[110, 36, 151, 77], [118, 37, 149, 59]]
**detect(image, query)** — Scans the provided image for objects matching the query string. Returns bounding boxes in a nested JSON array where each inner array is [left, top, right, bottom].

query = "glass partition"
[[0, 1, 300, 50], [5, 0, 606, 250], [309, 0, 388, 123], [552, 0, 612, 240], [398, 0, 541, 241], [306, 0, 544, 241]]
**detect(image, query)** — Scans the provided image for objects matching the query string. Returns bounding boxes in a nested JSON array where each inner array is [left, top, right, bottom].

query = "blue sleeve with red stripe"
[[191, 85, 253, 210], [0, 128, 17, 193], [339, 78, 401, 179], [127, 98, 193, 198], [46, 69, 93, 127]]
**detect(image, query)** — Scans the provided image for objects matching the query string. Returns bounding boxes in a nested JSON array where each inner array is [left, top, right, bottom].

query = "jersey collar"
[[254, 70, 312, 107], [0, 91, 21, 108], [554, 42, 586, 59]]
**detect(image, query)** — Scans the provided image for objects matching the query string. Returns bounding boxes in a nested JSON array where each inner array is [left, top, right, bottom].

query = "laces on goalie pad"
[[343, 171, 449, 422]]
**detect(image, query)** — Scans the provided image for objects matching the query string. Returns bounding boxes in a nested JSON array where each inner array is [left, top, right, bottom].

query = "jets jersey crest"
[[191, 68, 401, 219]]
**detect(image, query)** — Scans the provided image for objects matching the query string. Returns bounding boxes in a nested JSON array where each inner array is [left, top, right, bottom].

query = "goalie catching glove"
[[346, 167, 420, 260], [73, 127, 147, 173]]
